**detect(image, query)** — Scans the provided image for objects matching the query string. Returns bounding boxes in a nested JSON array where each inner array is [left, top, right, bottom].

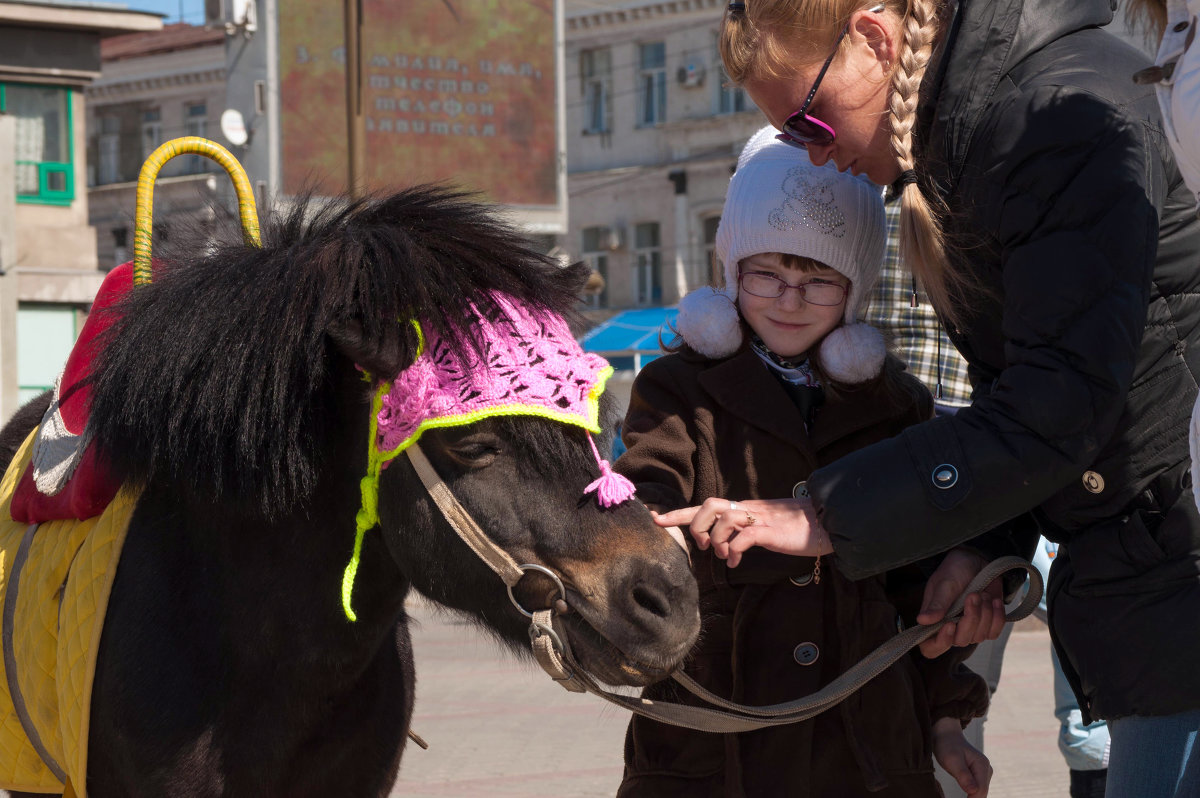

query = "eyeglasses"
[[739, 271, 848, 305], [777, 3, 886, 150]]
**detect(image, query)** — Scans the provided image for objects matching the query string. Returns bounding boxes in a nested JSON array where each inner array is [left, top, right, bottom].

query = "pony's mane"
[[88, 186, 588, 517]]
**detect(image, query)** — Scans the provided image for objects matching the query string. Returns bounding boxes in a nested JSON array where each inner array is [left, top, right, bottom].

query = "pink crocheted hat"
[[343, 294, 637, 620], [379, 295, 607, 452]]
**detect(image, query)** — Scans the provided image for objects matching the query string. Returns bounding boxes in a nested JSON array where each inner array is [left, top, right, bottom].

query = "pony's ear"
[[328, 317, 416, 382]]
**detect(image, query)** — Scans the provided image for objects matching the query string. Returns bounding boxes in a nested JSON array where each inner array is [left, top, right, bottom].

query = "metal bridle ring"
[[507, 563, 568, 618], [528, 621, 574, 681], [528, 620, 567, 655]]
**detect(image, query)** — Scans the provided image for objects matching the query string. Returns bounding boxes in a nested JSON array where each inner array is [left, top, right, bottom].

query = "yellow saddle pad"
[[0, 428, 135, 796]]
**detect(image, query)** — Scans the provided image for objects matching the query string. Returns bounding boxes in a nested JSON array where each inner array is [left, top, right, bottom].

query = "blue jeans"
[[1106, 710, 1200, 798]]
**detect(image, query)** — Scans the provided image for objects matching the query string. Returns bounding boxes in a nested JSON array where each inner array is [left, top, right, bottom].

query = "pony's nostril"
[[632, 583, 671, 620]]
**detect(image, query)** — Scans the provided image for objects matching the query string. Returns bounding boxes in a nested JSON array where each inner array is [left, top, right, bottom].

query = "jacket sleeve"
[[613, 356, 705, 512], [913, 652, 990, 726], [809, 85, 1168, 579]]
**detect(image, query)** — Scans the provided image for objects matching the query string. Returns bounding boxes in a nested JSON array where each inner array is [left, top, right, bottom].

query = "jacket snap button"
[[790, 573, 814, 587], [1082, 471, 1105, 494], [932, 464, 959, 489], [793, 481, 809, 499], [793, 642, 820, 666]]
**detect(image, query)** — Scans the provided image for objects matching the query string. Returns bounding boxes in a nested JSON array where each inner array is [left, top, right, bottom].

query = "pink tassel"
[[584, 435, 636, 507]]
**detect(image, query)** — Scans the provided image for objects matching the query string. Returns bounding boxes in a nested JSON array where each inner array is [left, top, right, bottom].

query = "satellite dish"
[[220, 109, 249, 146]]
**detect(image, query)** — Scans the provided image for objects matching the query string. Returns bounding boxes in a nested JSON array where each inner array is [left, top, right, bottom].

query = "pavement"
[[391, 602, 1070, 797]]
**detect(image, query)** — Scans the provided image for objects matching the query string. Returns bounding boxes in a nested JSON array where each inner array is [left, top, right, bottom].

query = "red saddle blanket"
[[11, 263, 133, 524]]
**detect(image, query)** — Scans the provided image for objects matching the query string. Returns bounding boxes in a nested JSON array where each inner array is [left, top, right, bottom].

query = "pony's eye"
[[447, 441, 500, 467]]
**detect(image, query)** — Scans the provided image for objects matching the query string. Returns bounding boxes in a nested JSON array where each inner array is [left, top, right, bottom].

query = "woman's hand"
[[932, 717, 992, 796], [652, 497, 831, 567]]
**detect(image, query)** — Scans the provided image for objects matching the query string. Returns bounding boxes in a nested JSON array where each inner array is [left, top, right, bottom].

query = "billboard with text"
[[279, 0, 560, 216]]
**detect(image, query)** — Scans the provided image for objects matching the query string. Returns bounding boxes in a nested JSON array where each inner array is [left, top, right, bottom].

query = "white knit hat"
[[677, 126, 888, 383]]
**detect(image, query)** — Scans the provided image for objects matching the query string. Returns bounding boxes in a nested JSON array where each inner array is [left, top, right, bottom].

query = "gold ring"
[[745, 512, 757, 526]]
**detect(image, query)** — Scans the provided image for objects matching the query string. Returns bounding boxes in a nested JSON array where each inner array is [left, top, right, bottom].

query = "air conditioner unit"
[[605, 225, 625, 252], [206, 0, 257, 35], [677, 62, 706, 88]]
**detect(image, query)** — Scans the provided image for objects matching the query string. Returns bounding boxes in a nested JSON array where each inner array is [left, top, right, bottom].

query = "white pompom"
[[676, 287, 743, 359], [819, 323, 886, 384]]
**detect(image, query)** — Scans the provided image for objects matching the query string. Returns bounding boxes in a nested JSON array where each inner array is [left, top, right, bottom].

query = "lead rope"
[[406, 441, 1044, 732]]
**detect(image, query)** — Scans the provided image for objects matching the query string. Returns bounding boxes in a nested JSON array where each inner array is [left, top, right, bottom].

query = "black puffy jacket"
[[807, 0, 1200, 721]]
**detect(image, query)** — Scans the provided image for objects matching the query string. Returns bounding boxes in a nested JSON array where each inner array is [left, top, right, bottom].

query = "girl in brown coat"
[[614, 128, 989, 798]]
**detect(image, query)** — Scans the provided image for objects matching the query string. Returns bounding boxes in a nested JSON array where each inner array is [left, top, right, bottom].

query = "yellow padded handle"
[[133, 137, 261, 286]]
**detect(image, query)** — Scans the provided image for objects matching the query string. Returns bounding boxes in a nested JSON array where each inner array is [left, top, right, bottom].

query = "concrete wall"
[[0, 27, 100, 76], [0, 114, 19, 418]]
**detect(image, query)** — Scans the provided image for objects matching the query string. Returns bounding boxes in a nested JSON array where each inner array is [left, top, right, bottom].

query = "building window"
[[702, 215, 722, 287], [97, 115, 121, 185], [580, 48, 612, 134], [183, 102, 208, 174], [17, 303, 78, 405], [581, 226, 610, 308], [0, 83, 74, 205], [634, 222, 662, 306], [142, 107, 162, 161], [714, 37, 749, 115], [637, 42, 667, 127], [112, 226, 129, 268]]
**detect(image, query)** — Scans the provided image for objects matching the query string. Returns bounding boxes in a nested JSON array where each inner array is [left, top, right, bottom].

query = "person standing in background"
[[865, 200, 1009, 798], [1124, 0, 1200, 550]]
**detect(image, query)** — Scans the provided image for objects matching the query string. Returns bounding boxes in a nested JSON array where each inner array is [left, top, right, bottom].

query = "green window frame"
[[0, 82, 76, 206]]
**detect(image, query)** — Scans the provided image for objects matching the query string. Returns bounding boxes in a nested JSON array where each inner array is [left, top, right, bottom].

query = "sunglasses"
[[776, 3, 886, 149]]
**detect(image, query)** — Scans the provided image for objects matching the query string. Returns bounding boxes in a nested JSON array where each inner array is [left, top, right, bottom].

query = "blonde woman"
[[659, 1, 1200, 795]]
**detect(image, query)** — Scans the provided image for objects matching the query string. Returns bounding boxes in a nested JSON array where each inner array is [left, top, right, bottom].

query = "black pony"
[[2, 187, 699, 797]]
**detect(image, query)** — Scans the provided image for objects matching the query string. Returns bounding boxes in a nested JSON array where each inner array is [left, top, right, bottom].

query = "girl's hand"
[[932, 717, 992, 797], [917, 548, 1007, 658], [652, 497, 831, 567]]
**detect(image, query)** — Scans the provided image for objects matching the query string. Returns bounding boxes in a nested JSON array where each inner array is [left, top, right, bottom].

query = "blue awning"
[[581, 307, 678, 352], [581, 307, 679, 372]]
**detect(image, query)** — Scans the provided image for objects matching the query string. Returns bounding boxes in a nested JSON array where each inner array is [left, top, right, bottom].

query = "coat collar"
[[697, 350, 906, 456]]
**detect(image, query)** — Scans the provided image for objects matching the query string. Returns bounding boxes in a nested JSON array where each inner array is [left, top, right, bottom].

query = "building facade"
[[562, 0, 763, 311], [86, 23, 227, 270], [0, 1, 161, 420]]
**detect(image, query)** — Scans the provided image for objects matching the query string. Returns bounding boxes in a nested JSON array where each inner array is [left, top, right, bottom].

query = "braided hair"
[[720, 0, 967, 325]]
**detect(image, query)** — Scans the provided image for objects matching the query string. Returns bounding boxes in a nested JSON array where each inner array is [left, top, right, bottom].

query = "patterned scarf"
[[750, 335, 822, 387]]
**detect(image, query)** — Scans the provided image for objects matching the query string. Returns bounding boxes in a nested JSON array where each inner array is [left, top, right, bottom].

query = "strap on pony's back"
[[3, 523, 70, 784]]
